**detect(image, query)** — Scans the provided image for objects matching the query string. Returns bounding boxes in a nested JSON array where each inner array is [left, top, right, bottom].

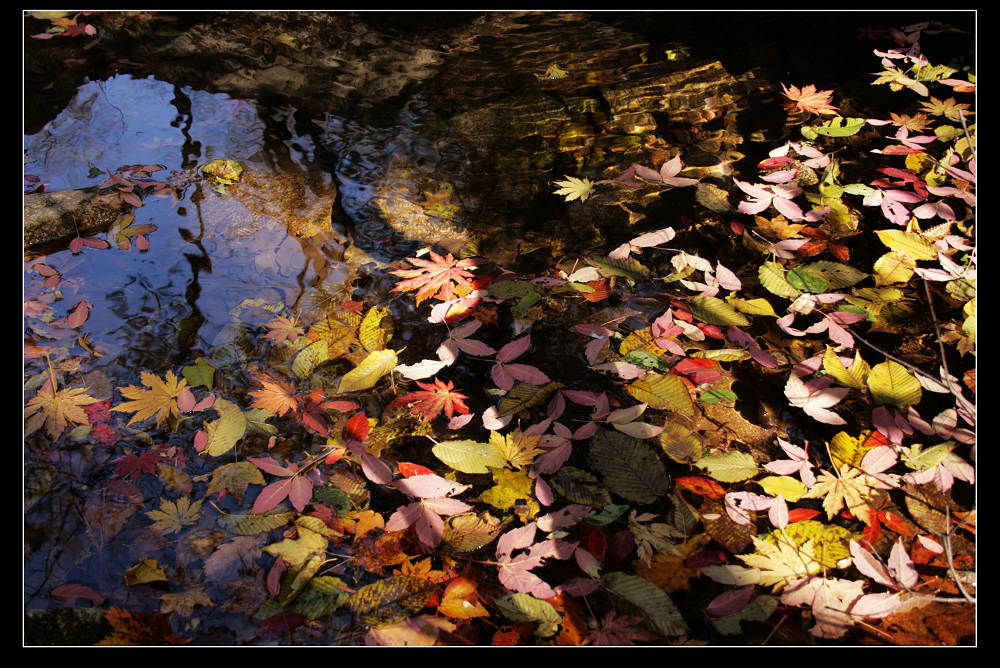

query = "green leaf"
[[588, 429, 668, 504], [550, 467, 613, 507], [810, 116, 866, 137], [802, 261, 868, 289], [786, 266, 829, 294], [626, 373, 694, 416], [867, 359, 922, 409], [585, 254, 651, 284], [244, 408, 278, 436], [603, 572, 688, 637], [288, 575, 350, 620], [699, 389, 737, 404], [691, 348, 751, 363], [347, 575, 438, 628], [338, 349, 398, 393], [182, 357, 215, 389], [687, 296, 750, 326], [659, 423, 703, 464], [759, 262, 801, 299], [622, 350, 671, 372], [493, 593, 561, 636], [204, 397, 248, 457], [217, 508, 295, 535], [694, 450, 758, 482], [432, 439, 507, 474]]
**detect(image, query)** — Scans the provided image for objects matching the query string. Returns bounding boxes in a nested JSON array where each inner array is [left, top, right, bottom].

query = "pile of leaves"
[[24, 20, 974, 645]]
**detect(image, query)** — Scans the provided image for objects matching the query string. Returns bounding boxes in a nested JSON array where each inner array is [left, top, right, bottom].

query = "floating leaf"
[[756, 476, 808, 502], [726, 297, 778, 317], [867, 359, 922, 409], [496, 381, 563, 417], [550, 467, 613, 507], [493, 593, 561, 635], [876, 229, 937, 261], [802, 261, 868, 289], [687, 296, 750, 326], [602, 572, 688, 637], [585, 254, 651, 284], [338, 349, 398, 393], [759, 262, 801, 299], [347, 575, 438, 627], [359, 305, 394, 352], [786, 266, 829, 294], [432, 439, 506, 474], [218, 508, 295, 535], [822, 346, 870, 390], [204, 398, 248, 457], [291, 339, 329, 381], [626, 373, 693, 416], [694, 451, 758, 483], [659, 423, 703, 463], [873, 251, 916, 285], [589, 429, 668, 504], [181, 357, 215, 389]]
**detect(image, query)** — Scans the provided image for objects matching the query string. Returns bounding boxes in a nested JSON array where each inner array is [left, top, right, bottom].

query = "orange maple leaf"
[[262, 314, 304, 346], [249, 378, 300, 417], [781, 83, 839, 116], [24, 377, 99, 438], [389, 251, 479, 304], [110, 369, 187, 427]]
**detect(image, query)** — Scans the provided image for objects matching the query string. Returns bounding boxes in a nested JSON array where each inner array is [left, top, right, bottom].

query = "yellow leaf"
[[204, 398, 248, 457], [756, 476, 807, 502], [687, 296, 750, 326], [338, 349, 399, 393], [124, 558, 168, 586], [873, 251, 916, 285], [627, 373, 694, 416], [735, 536, 823, 592], [145, 496, 203, 535], [24, 382, 98, 439], [867, 359, 922, 409], [490, 429, 544, 470], [726, 296, 778, 317], [875, 229, 937, 261], [822, 346, 870, 390], [359, 305, 394, 352], [111, 370, 187, 427], [263, 524, 328, 568]]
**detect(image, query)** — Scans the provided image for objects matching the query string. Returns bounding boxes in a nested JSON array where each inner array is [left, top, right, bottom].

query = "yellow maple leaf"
[[489, 428, 543, 470], [801, 464, 895, 520], [736, 535, 824, 592], [145, 496, 203, 535], [111, 370, 187, 427], [24, 379, 98, 438]]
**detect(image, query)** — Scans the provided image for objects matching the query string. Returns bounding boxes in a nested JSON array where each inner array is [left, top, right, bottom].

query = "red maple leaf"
[[781, 83, 839, 116], [389, 251, 480, 304], [392, 378, 470, 422], [112, 450, 162, 481]]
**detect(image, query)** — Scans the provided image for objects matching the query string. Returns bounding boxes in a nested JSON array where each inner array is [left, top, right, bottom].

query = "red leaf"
[[878, 510, 915, 537], [65, 300, 91, 328], [343, 411, 370, 443], [69, 237, 84, 254], [135, 234, 149, 251], [787, 508, 822, 523], [398, 462, 436, 478], [392, 377, 470, 422], [51, 583, 105, 605], [258, 611, 305, 637], [675, 476, 726, 499], [288, 476, 313, 513], [248, 456, 296, 477], [82, 237, 110, 250], [321, 400, 360, 412], [300, 410, 329, 436]]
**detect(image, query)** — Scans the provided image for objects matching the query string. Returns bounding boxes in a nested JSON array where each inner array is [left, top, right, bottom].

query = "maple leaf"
[[780, 576, 866, 638], [24, 377, 99, 439], [781, 83, 839, 116], [552, 175, 596, 202], [145, 496, 203, 535], [587, 609, 660, 646], [890, 112, 932, 132], [392, 377, 470, 422], [390, 250, 479, 304], [736, 535, 824, 592], [248, 378, 299, 417], [801, 463, 896, 520], [262, 314, 304, 346], [97, 608, 190, 646], [111, 370, 188, 427], [919, 96, 972, 122], [112, 449, 163, 481], [489, 428, 544, 470]]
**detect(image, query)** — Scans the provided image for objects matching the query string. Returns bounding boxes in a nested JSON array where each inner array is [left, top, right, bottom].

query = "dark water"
[[24, 10, 974, 645]]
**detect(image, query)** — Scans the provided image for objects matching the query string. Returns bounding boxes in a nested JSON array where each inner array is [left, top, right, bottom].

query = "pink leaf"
[[496, 335, 531, 363], [288, 476, 313, 513], [65, 300, 91, 329], [385, 502, 423, 532], [414, 505, 446, 548], [249, 457, 296, 477], [361, 453, 393, 485], [707, 585, 755, 617], [504, 363, 551, 385], [252, 479, 292, 514], [395, 473, 469, 499], [888, 538, 918, 588], [177, 386, 197, 413]]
